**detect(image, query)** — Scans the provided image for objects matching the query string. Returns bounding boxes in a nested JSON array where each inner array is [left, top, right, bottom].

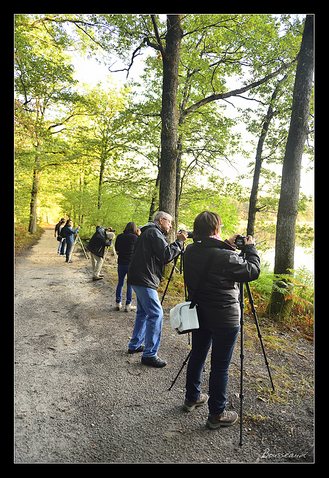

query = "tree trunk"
[[28, 157, 41, 234], [148, 170, 160, 221], [269, 15, 314, 318], [246, 77, 285, 235], [97, 156, 106, 210], [175, 136, 183, 228], [158, 14, 183, 236]]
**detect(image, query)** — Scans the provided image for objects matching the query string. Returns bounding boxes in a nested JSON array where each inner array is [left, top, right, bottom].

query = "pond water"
[[259, 246, 314, 274]]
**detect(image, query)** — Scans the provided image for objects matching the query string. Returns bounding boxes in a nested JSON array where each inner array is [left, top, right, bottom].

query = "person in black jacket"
[[87, 226, 115, 280], [182, 211, 260, 429], [127, 211, 188, 368], [114, 222, 140, 312], [54, 218, 66, 255]]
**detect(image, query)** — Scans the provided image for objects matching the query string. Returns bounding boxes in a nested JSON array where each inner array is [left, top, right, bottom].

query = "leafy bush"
[[15, 224, 44, 255]]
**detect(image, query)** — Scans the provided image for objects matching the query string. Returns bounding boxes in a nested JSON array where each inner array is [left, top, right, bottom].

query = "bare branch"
[[151, 15, 165, 57], [181, 59, 297, 119]]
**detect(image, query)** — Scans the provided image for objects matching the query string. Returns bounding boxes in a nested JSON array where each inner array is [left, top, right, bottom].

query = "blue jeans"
[[128, 285, 163, 358], [185, 326, 240, 415], [58, 238, 66, 255], [115, 264, 132, 305], [65, 241, 73, 262]]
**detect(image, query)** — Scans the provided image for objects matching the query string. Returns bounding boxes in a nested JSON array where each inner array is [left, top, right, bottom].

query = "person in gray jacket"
[[127, 211, 188, 368], [182, 211, 260, 429]]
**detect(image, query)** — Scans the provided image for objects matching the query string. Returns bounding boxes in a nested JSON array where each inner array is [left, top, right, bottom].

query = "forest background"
[[14, 13, 314, 333]]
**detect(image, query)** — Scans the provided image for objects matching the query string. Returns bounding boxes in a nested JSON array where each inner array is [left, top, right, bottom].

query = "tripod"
[[72, 234, 89, 259], [160, 249, 184, 306], [238, 279, 275, 446], [160, 248, 194, 390]]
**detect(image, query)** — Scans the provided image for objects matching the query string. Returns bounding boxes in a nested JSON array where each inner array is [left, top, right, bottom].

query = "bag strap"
[[183, 251, 213, 308]]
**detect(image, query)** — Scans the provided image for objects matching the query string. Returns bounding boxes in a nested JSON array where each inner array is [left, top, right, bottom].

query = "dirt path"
[[14, 227, 314, 464]]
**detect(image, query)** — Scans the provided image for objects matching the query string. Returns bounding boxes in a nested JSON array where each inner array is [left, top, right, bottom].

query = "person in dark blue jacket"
[[114, 222, 140, 311], [127, 211, 188, 368], [182, 211, 260, 430], [59, 219, 80, 263]]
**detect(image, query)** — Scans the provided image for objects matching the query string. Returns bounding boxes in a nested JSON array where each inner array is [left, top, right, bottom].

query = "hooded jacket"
[[127, 222, 183, 289], [87, 226, 114, 258], [183, 237, 260, 328]]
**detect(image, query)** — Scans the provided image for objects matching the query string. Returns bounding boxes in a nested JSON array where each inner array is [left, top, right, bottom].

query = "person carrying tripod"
[[181, 211, 260, 429]]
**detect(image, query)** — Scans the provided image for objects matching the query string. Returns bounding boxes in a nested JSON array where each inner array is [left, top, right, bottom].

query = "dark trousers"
[[185, 325, 239, 415], [65, 241, 74, 262]]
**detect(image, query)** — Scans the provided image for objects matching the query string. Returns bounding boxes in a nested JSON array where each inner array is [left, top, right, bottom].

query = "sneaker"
[[127, 345, 145, 354], [183, 393, 209, 412], [116, 303, 122, 311], [125, 304, 136, 312], [141, 356, 167, 368], [206, 410, 238, 429]]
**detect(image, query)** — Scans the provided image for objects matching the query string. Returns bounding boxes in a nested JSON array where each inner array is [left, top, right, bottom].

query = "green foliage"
[[250, 265, 314, 336], [179, 185, 240, 235]]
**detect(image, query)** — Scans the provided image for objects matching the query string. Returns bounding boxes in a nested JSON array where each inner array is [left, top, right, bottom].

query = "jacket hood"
[[139, 222, 157, 233]]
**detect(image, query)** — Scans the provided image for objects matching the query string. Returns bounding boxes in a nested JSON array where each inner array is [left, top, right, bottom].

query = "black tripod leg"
[[168, 350, 191, 391], [239, 283, 244, 446], [161, 255, 179, 305], [245, 282, 275, 392]]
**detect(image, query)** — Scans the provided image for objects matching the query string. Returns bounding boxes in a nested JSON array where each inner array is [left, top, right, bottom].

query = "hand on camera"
[[226, 234, 239, 247], [177, 231, 188, 242], [244, 235, 255, 245]]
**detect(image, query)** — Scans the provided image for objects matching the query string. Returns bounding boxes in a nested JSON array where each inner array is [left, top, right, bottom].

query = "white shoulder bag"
[[169, 253, 212, 335]]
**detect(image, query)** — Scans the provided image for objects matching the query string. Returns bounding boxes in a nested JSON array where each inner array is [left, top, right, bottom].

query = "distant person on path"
[[60, 219, 80, 263], [54, 218, 66, 255], [127, 211, 188, 368], [114, 222, 140, 312], [87, 226, 115, 280], [182, 211, 260, 429]]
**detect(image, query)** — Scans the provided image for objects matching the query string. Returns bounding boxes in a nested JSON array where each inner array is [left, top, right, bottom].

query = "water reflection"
[[260, 246, 314, 273]]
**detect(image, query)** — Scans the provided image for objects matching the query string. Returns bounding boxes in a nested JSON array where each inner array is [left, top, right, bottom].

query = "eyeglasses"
[[162, 218, 172, 224]]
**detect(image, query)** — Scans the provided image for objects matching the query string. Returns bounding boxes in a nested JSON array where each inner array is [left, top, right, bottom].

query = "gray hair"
[[153, 211, 172, 224]]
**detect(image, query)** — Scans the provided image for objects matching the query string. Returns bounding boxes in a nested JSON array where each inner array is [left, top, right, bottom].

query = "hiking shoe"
[[92, 276, 103, 281], [206, 410, 238, 429], [128, 345, 145, 354], [141, 356, 167, 368], [116, 303, 122, 311], [125, 304, 136, 312], [183, 393, 209, 412]]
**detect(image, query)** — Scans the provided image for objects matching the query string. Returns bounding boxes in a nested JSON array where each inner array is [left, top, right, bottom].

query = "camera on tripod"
[[178, 229, 194, 239], [235, 235, 246, 250]]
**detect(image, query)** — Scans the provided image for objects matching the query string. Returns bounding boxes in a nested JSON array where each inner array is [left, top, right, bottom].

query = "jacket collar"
[[193, 237, 235, 251]]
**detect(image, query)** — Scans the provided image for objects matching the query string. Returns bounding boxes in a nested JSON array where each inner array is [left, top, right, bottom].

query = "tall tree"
[[246, 74, 289, 236], [154, 15, 183, 228], [269, 14, 314, 317], [15, 15, 78, 232]]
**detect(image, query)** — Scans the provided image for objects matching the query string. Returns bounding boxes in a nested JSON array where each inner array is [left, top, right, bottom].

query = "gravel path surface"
[[14, 227, 315, 464]]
